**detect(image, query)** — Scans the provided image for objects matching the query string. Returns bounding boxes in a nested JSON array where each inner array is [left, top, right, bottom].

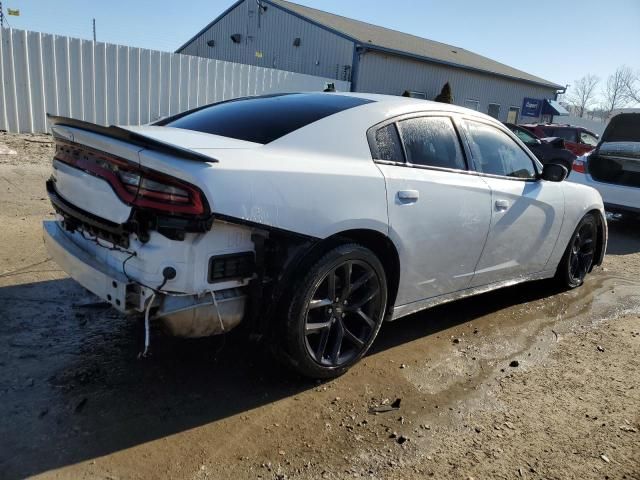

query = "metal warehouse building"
[[177, 0, 564, 123]]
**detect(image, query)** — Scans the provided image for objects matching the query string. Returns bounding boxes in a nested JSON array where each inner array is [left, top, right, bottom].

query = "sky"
[[2, 0, 639, 103]]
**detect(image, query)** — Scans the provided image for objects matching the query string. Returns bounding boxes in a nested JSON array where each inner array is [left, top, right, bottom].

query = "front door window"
[[463, 121, 537, 179]]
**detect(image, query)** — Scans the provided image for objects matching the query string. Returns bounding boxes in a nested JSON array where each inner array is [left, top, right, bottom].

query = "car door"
[[370, 115, 492, 306], [459, 118, 565, 287]]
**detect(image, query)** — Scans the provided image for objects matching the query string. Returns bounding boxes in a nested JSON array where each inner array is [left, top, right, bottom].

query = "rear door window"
[[396, 117, 466, 170], [373, 124, 404, 162], [464, 120, 537, 179]]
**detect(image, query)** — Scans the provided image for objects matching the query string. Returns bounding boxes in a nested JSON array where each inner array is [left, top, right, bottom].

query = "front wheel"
[[556, 214, 598, 288], [281, 243, 388, 379]]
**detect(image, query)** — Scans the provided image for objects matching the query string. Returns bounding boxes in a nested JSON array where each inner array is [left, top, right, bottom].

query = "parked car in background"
[[43, 93, 607, 379], [504, 123, 576, 173], [521, 123, 599, 156], [569, 113, 640, 217]]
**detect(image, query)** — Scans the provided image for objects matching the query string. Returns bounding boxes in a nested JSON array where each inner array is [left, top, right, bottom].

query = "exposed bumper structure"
[[43, 220, 135, 312], [43, 220, 249, 338]]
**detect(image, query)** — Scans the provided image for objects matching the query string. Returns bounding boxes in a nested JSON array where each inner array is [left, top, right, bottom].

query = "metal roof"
[[265, 0, 562, 89]]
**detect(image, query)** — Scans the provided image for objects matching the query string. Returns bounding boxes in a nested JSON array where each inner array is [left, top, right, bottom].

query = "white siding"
[[356, 51, 557, 123], [0, 28, 350, 134], [179, 0, 354, 82]]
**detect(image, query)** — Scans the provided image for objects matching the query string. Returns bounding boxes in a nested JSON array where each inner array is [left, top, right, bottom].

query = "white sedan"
[[43, 93, 607, 378], [567, 112, 640, 217]]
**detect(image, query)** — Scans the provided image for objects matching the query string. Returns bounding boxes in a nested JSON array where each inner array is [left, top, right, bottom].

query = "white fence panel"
[[4, 27, 351, 134]]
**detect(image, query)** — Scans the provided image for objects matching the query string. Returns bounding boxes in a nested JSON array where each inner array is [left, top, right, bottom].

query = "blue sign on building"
[[522, 97, 542, 117]]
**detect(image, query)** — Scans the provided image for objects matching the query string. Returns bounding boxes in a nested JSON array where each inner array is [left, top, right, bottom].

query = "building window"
[[507, 107, 520, 124], [488, 103, 501, 119], [464, 99, 480, 111], [402, 90, 427, 99]]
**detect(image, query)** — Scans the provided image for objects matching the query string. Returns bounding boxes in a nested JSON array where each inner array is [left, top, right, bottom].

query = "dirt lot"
[[0, 132, 639, 480]]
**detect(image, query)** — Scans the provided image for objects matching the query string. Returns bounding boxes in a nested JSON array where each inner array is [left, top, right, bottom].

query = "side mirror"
[[540, 163, 568, 182]]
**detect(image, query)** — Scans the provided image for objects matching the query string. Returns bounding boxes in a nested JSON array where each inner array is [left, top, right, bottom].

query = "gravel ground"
[[0, 132, 638, 480]]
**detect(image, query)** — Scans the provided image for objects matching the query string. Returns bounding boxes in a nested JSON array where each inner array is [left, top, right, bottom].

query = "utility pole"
[[92, 18, 96, 42]]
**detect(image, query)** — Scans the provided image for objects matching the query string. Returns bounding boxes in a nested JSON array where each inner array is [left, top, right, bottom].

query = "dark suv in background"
[[504, 123, 576, 173], [520, 124, 599, 156]]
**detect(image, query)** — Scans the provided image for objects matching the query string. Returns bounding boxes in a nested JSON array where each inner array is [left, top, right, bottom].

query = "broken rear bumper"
[[43, 220, 139, 312], [43, 219, 249, 337]]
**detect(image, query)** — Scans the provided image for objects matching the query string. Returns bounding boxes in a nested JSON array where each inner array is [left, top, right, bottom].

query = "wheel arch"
[[266, 228, 401, 321], [587, 208, 607, 269], [329, 229, 401, 316]]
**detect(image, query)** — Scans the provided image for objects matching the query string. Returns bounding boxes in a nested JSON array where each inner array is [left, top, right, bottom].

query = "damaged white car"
[[44, 92, 607, 378]]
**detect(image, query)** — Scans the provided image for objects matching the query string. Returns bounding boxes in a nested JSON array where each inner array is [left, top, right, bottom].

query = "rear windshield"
[[158, 93, 373, 144]]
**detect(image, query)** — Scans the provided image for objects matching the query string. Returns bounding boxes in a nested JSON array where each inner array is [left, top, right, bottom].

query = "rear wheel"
[[281, 243, 387, 379], [556, 214, 597, 288]]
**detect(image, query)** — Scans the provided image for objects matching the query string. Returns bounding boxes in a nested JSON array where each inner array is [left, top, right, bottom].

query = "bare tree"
[[602, 66, 634, 115], [621, 69, 640, 104], [567, 74, 600, 117]]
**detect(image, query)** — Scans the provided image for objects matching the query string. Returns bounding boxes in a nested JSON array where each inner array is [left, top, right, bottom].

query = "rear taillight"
[[572, 158, 586, 174], [54, 141, 207, 216]]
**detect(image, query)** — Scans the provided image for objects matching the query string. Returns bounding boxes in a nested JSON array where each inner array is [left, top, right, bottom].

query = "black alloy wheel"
[[558, 214, 597, 288], [283, 244, 387, 379]]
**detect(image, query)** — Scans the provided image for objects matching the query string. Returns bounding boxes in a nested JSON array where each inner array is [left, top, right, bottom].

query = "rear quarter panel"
[[136, 102, 405, 240], [545, 181, 606, 270], [137, 147, 390, 239]]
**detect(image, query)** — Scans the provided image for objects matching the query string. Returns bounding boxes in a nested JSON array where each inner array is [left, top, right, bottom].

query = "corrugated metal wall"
[[0, 28, 349, 134], [355, 51, 557, 123], [178, 0, 354, 81]]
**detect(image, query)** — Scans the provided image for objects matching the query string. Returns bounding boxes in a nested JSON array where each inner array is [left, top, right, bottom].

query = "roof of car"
[[522, 123, 597, 134], [332, 91, 486, 111]]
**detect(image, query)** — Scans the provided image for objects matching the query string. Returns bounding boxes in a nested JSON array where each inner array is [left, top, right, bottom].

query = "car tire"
[[556, 213, 598, 289], [280, 243, 388, 379]]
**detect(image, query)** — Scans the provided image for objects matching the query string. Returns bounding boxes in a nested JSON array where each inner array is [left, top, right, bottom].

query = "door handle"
[[398, 190, 419, 204], [495, 199, 510, 212]]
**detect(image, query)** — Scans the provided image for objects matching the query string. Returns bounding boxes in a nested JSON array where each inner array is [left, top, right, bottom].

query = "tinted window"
[[397, 117, 466, 170], [549, 128, 578, 143], [373, 124, 404, 162], [464, 121, 536, 179], [511, 126, 537, 145], [160, 93, 373, 144]]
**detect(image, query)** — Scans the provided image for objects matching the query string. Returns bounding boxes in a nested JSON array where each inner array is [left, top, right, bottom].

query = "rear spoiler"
[[47, 115, 218, 163]]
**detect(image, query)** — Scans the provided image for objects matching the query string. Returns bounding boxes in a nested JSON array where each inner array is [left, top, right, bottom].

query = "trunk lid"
[[599, 113, 640, 144], [48, 118, 261, 225], [50, 124, 143, 224], [588, 113, 640, 188], [121, 125, 261, 154]]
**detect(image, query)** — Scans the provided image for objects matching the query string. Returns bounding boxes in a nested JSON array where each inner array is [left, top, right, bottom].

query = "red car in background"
[[520, 124, 599, 156]]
